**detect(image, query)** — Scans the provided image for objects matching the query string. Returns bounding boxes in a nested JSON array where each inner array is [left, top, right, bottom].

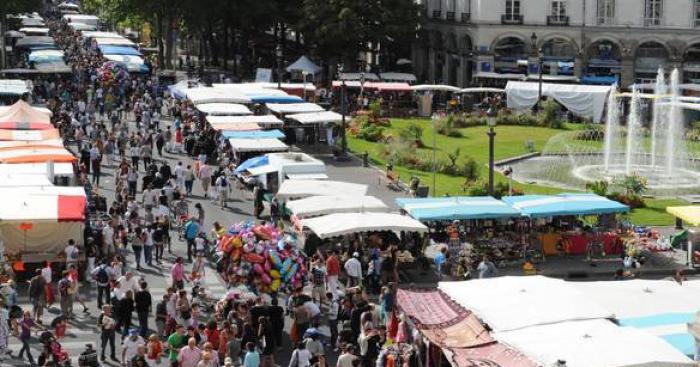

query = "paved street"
[[4, 114, 405, 366]]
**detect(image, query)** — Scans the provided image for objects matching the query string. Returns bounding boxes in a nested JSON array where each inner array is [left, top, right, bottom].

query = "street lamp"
[[486, 105, 497, 196], [340, 78, 348, 158], [275, 44, 283, 89], [530, 32, 543, 112], [431, 112, 439, 196]]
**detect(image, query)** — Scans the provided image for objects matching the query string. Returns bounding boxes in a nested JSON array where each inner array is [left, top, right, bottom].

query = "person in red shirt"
[[204, 320, 220, 350], [325, 249, 340, 298]]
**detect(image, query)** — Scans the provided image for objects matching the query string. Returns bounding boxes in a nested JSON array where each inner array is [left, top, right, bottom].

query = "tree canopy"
[[81, 0, 421, 77]]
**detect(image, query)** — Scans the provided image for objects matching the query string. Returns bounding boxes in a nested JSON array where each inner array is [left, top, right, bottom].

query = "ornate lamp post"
[[530, 32, 543, 111], [486, 105, 497, 196]]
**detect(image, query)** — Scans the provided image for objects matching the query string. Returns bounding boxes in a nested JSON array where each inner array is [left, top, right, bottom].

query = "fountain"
[[507, 67, 700, 195]]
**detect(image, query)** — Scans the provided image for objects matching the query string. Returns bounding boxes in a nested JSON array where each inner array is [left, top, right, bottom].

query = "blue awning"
[[249, 95, 303, 104], [222, 130, 285, 139], [234, 155, 269, 174], [581, 75, 618, 85], [98, 45, 142, 56], [395, 196, 521, 221], [502, 193, 629, 218]]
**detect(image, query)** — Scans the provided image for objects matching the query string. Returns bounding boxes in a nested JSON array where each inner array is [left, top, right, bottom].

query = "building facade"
[[413, 0, 700, 87]]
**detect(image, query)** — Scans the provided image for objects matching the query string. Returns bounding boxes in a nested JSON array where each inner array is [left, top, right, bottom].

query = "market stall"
[[0, 146, 77, 164], [0, 129, 60, 141], [0, 80, 31, 96], [0, 186, 86, 263], [185, 87, 251, 105], [206, 115, 283, 129], [196, 103, 253, 116], [302, 212, 427, 239], [503, 193, 628, 256], [286, 195, 387, 218], [396, 196, 520, 222], [276, 179, 367, 200], [221, 130, 285, 139], [505, 81, 612, 122], [228, 138, 288, 154], [266, 102, 325, 115]]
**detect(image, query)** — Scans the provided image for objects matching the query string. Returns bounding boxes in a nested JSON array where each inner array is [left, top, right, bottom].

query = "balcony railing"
[[501, 14, 524, 25], [432, 10, 442, 19], [547, 15, 569, 26], [644, 17, 662, 27], [461, 12, 471, 23], [596, 16, 614, 25], [446, 11, 455, 21]]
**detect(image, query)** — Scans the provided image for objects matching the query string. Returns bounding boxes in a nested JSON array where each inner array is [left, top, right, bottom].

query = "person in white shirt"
[[335, 345, 357, 367], [115, 272, 140, 300], [64, 239, 79, 267], [122, 329, 145, 363], [344, 253, 362, 288], [288, 342, 312, 367], [174, 162, 185, 190], [215, 174, 229, 209], [102, 224, 114, 256]]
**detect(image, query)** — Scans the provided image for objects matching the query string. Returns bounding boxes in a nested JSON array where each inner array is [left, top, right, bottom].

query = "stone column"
[[620, 56, 635, 87], [428, 48, 436, 83], [574, 54, 584, 78], [442, 52, 450, 84], [457, 54, 468, 88]]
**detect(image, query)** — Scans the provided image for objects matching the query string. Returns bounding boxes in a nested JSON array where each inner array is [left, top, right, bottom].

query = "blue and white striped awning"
[[502, 193, 629, 218], [396, 196, 520, 221]]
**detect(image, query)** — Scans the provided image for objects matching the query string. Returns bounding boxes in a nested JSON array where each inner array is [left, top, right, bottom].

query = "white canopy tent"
[[0, 162, 73, 178], [505, 81, 612, 122], [302, 212, 428, 239], [18, 27, 50, 36], [62, 14, 99, 26], [439, 276, 614, 332], [495, 319, 694, 367], [0, 80, 30, 96], [228, 138, 288, 153], [267, 103, 325, 115], [286, 111, 343, 124], [185, 88, 251, 105], [286, 195, 388, 218], [339, 72, 380, 81], [207, 115, 283, 128], [93, 37, 136, 47], [0, 174, 52, 187], [460, 87, 506, 93], [81, 31, 121, 38], [380, 72, 417, 82], [195, 103, 252, 116], [285, 56, 321, 74], [410, 84, 461, 92], [276, 179, 368, 200]]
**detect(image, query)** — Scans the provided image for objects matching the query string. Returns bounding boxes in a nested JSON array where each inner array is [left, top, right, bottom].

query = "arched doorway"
[[433, 32, 444, 83], [683, 43, 700, 83], [493, 36, 527, 74], [462, 34, 473, 85], [583, 39, 621, 85], [541, 37, 576, 76], [634, 41, 668, 84], [446, 33, 458, 86]]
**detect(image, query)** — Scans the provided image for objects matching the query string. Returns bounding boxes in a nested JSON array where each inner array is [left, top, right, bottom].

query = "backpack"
[[95, 266, 109, 284], [69, 247, 78, 260], [58, 279, 70, 296], [220, 177, 228, 187]]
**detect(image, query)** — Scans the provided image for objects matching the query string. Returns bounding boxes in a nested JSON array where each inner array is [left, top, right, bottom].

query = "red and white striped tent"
[[0, 100, 53, 130], [0, 129, 61, 141], [0, 186, 86, 257], [0, 145, 77, 164]]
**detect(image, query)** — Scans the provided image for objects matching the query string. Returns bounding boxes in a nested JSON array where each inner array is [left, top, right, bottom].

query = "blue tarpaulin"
[[502, 193, 629, 218], [222, 130, 285, 139], [99, 45, 142, 56], [234, 155, 269, 174], [395, 196, 521, 221], [249, 94, 303, 104]]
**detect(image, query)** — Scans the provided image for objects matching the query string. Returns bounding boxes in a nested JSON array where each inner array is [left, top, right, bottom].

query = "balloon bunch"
[[218, 221, 307, 294], [97, 61, 128, 83]]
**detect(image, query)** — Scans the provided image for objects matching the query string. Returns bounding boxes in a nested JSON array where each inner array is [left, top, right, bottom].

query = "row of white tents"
[[439, 276, 700, 367]]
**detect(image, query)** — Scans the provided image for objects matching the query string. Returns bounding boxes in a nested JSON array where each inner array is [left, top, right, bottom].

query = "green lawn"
[[348, 118, 581, 196], [348, 118, 685, 226]]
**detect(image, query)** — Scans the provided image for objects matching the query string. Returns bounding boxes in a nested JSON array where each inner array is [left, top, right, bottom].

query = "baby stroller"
[[38, 332, 71, 367]]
